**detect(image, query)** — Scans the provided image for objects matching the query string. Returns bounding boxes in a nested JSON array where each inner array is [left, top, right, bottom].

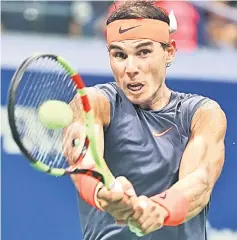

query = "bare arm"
[[125, 100, 227, 236], [69, 87, 110, 127], [169, 100, 227, 221], [64, 87, 110, 169], [111, 100, 227, 236]]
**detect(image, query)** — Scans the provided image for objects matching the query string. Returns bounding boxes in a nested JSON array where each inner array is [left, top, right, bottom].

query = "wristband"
[[150, 188, 189, 226], [74, 164, 104, 210]]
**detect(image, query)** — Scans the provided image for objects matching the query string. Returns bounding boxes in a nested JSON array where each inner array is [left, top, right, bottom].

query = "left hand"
[[97, 176, 137, 221], [127, 195, 169, 236]]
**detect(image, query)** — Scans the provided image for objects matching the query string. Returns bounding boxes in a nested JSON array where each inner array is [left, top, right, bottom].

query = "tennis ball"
[[38, 100, 73, 129]]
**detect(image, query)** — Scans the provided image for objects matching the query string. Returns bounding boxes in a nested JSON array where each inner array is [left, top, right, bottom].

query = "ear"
[[166, 40, 176, 66]]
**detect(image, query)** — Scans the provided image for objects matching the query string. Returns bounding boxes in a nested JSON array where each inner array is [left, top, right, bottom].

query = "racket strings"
[[14, 57, 81, 169], [38, 61, 65, 166], [49, 62, 80, 168], [17, 59, 52, 151]]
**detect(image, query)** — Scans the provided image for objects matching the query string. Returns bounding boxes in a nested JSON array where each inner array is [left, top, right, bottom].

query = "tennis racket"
[[7, 53, 115, 189]]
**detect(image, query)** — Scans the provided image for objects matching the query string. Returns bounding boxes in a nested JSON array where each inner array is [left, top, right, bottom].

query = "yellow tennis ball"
[[38, 100, 73, 129]]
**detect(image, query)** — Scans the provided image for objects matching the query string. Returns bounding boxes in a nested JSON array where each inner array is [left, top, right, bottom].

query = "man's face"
[[108, 39, 173, 106]]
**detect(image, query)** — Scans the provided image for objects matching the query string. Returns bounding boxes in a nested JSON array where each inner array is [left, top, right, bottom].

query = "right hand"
[[62, 122, 87, 166], [97, 176, 137, 223]]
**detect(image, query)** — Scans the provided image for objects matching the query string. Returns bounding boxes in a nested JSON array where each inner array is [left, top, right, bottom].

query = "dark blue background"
[[1, 68, 237, 240]]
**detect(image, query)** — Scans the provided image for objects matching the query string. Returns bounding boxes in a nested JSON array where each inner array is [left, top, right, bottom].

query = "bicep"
[[179, 101, 227, 187], [69, 87, 110, 127]]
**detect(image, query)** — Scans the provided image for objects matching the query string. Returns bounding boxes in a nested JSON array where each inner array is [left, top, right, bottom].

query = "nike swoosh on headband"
[[119, 25, 141, 34]]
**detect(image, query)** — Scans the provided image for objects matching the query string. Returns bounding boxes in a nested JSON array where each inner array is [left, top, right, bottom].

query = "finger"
[[140, 217, 154, 233], [97, 187, 112, 201], [111, 208, 134, 220], [137, 199, 157, 227], [129, 196, 152, 232], [97, 199, 109, 210], [143, 220, 163, 235], [97, 185, 124, 202], [109, 180, 125, 201], [129, 209, 143, 224], [116, 176, 136, 197], [141, 211, 164, 234], [106, 193, 133, 212], [130, 196, 148, 221]]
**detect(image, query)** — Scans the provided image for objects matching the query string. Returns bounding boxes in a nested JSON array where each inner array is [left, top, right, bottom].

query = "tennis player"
[[64, 1, 227, 239]]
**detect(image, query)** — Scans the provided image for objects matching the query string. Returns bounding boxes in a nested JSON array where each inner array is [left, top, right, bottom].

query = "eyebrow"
[[108, 41, 154, 51], [134, 41, 154, 49], [108, 44, 123, 51]]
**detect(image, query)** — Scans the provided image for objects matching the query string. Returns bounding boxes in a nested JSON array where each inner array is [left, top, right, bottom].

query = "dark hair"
[[106, 1, 170, 49]]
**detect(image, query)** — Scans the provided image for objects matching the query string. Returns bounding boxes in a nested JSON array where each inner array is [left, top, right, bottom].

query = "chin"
[[122, 87, 151, 105], [127, 95, 149, 106]]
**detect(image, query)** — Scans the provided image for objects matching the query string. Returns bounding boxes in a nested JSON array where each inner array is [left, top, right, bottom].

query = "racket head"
[[7, 54, 101, 179]]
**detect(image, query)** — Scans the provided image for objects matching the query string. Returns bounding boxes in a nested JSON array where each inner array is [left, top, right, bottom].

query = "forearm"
[[170, 168, 210, 221], [150, 102, 226, 226], [149, 167, 210, 227]]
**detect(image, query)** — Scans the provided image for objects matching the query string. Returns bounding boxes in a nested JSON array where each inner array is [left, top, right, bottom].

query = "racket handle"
[[128, 222, 144, 237]]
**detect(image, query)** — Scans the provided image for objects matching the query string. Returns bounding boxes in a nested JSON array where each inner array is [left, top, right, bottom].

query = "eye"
[[72, 139, 80, 147], [114, 52, 127, 60], [137, 49, 151, 57]]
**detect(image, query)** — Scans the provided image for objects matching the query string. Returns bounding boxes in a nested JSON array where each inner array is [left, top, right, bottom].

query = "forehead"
[[109, 39, 161, 50]]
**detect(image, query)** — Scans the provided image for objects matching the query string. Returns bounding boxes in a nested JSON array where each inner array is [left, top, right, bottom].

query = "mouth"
[[127, 83, 144, 92]]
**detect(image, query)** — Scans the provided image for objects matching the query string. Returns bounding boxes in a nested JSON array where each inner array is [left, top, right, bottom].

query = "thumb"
[[115, 176, 136, 197]]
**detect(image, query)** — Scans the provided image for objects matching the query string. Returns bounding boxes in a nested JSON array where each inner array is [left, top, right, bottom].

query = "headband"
[[106, 10, 177, 46]]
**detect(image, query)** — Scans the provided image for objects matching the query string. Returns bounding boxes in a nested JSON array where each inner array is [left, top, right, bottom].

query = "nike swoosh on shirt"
[[119, 25, 141, 34], [152, 127, 173, 137]]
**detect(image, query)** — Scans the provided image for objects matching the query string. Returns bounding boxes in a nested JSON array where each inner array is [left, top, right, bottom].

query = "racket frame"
[[7, 53, 115, 189]]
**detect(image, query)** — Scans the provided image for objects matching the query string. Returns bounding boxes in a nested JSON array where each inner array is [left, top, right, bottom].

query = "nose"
[[125, 57, 139, 78]]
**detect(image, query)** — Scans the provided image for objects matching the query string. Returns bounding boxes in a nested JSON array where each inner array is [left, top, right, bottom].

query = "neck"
[[140, 83, 172, 111]]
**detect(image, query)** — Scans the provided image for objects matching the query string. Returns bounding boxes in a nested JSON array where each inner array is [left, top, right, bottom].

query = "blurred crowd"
[[1, 1, 237, 51]]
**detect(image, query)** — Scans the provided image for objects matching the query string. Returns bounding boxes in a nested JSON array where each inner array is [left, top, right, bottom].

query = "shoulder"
[[193, 99, 224, 113], [88, 82, 124, 127], [93, 82, 119, 95], [191, 100, 227, 127], [174, 91, 210, 114], [93, 82, 121, 104], [191, 100, 227, 140], [92, 82, 128, 126], [172, 91, 220, 136], [175, 91, 208, 103], [69, 85, 111, 126], [173, 91, 210, 112], [174, 90, 227, 134], [86, 86, 112, 127]]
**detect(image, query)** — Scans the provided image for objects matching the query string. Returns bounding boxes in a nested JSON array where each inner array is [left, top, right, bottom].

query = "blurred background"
[[1, 1, 237, 240], [1, 0, 237, 50]]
